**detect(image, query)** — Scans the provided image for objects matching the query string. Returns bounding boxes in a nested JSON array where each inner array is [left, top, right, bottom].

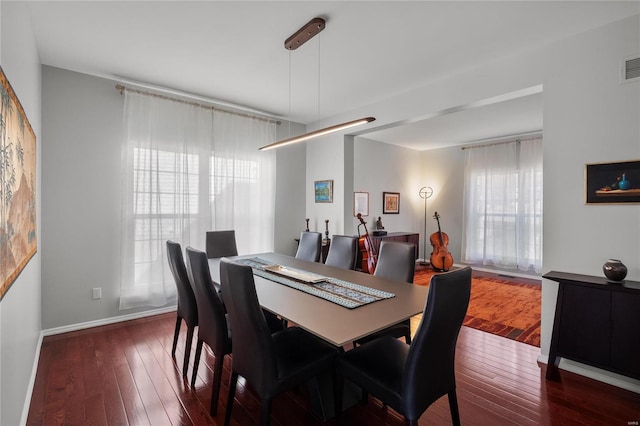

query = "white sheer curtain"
[[461, 135, 543, 273], [119, 92, 276, 309]]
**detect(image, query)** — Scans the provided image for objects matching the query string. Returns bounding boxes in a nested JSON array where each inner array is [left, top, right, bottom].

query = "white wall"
[[351, 137, 423, 237], [0, 2, 43, 425], [306, 14, 640, 391], [274, 121, 307, 255]]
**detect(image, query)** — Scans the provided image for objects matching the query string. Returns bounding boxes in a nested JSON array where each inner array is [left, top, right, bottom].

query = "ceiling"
[[25, 1, 639, 150]]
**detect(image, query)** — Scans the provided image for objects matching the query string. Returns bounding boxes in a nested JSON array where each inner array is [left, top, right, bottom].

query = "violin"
[[356, 213, 377, 274], [429, 211, 454, 272]]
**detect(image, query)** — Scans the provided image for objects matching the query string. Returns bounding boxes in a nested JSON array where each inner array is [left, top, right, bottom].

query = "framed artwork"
[[0, 67, 37, 300], [383, 191, 400, 214], [585, 160, 640, 204], [353, 191, 369, 216], [314, 180, 333, 203]]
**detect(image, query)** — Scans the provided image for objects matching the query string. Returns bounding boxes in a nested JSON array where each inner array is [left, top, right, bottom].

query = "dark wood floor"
[[28, 310, 640, 425]]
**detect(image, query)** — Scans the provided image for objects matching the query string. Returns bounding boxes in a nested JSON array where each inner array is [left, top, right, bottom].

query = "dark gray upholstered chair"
[[206, 230, 239, 259], [374, 240, 416, 283], [356, 241, 416, 345], [335, 267, 472, 426], [185, 247, 232, 416], [295, 231, 322, 262], [220, 259, 338, 426], [166, 240, 198, 378], [324, 235, 358, 270]]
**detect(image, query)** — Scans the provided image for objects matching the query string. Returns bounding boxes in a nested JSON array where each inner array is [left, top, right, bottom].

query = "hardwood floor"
[[28, 312, 640, 425]]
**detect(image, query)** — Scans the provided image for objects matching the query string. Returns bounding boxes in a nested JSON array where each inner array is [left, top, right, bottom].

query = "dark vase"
[[603, 259, 627, 282]]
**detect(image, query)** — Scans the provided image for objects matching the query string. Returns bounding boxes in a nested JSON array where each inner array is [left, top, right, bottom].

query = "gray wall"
[[40, 66, 306, 330], [0, 3, 42, 425]]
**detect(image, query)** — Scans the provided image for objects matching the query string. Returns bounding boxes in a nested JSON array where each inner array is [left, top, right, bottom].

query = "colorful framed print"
[[383, 191, 400, 214], [314, 180, 333, 203]]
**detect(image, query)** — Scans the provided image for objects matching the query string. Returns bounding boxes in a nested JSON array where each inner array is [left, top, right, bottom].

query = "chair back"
[[324, 235, 358, 270], [295, 231, 322, 262], [373, 241, 416, 283], [185, 247, 230, 354], [220, 259, 278, 395], [166, 240, 198, 327], [206, 230, 239, 259], [401, 266, 471, 418]]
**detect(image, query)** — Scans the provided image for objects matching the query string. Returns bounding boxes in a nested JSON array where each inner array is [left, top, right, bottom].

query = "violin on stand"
[[356, 213, 377, 274], [429, 211, 454, 272]]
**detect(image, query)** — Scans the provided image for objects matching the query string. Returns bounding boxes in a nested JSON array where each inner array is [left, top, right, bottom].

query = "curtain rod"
[[461, 130, 542, 150], [115, 84, 281, 125]]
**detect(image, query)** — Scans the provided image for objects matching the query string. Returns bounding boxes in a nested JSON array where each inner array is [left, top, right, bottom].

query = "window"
[[462, 136, 542, 273], [120, 91, 276, 309]]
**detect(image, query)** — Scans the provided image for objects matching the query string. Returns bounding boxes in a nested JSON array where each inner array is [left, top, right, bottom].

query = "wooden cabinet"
[[368, 232, 419, 260], [543, 271, 640, 381]]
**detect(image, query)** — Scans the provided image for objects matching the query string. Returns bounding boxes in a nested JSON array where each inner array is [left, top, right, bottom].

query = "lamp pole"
[[418, 186, 433, 265]]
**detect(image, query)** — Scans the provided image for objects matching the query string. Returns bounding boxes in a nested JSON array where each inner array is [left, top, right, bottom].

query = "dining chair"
[[295, 231, 322, 262], [324, 235, 358, 270], [206, 230, 239, 259], [355, 241, 416, 345], [335, 266, 472, 426], [219, 259, 338, 426], [185, 246, 232, 416], [166, 240, 198, 378]]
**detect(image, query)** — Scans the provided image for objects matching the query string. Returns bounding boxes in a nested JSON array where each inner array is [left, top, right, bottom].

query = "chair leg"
[[260, 399, 272, 426], [171, 316, 182, 357], [183, 325, 194, 377], [448, 388, 461, 426], [209, 354, 224, 416], [224, 371, 238, 426], [334, 371, 343, 424], [191, 340, 204, 388]]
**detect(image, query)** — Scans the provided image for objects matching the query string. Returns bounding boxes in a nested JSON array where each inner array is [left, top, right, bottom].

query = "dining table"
[[208, 252, 430, 420], [208, 252, 429, 348]]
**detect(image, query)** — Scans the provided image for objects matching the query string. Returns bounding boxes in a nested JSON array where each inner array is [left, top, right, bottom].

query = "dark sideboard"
[[543, 271, 640, 381], [356, 232, 419, 267]]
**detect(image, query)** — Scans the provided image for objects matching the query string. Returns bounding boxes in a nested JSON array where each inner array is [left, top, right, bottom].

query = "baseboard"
[[20, 332, 43, 426], [22, 306, 177, 424], [415, 260, 542, 281], [537, 354, 640, 394], [42, 306, 176, 337]]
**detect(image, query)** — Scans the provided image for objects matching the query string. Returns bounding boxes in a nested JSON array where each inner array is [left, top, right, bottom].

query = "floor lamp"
[[419, 186, 433, 265]]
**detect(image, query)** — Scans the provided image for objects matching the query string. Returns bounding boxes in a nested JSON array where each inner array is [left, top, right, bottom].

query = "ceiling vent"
[[622, 55, 640, 83]]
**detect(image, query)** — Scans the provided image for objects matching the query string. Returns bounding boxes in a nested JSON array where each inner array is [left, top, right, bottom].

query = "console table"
[[543, 271, 640, 381]]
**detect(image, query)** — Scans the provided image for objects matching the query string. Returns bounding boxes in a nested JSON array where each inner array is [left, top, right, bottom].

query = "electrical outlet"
[[92, 287, 102, 300]]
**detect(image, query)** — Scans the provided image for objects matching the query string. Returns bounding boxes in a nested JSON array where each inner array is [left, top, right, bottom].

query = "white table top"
[[209, 253, 429, 347]]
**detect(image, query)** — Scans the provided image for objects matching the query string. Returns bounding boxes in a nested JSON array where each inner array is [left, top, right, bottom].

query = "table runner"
[[235, 257, 395, 309]]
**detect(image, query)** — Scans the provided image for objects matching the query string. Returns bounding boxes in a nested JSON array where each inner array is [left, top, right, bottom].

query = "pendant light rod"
[[264, 16, 375, 151], [259, 117, 376, 151], [285, 17, 325, 50]]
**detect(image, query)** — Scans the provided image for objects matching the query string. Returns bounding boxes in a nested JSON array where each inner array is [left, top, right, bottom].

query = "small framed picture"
[[585, 160, 640, 204], [354, 192, 369, 216], [314, 180, 333, 203], [383, 192, 400, 214]]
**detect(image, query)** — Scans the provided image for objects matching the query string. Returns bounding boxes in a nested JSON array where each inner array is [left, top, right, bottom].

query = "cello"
[[356, 213, 377, 274], [429, 211, 454, 272]]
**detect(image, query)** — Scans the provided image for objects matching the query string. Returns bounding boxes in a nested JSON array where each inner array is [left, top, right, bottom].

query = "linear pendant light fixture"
[[259, 17, 375, 151]]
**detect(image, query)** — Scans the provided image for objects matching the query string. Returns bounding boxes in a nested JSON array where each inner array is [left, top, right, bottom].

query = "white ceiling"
[[25, 1, 640, 150]]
